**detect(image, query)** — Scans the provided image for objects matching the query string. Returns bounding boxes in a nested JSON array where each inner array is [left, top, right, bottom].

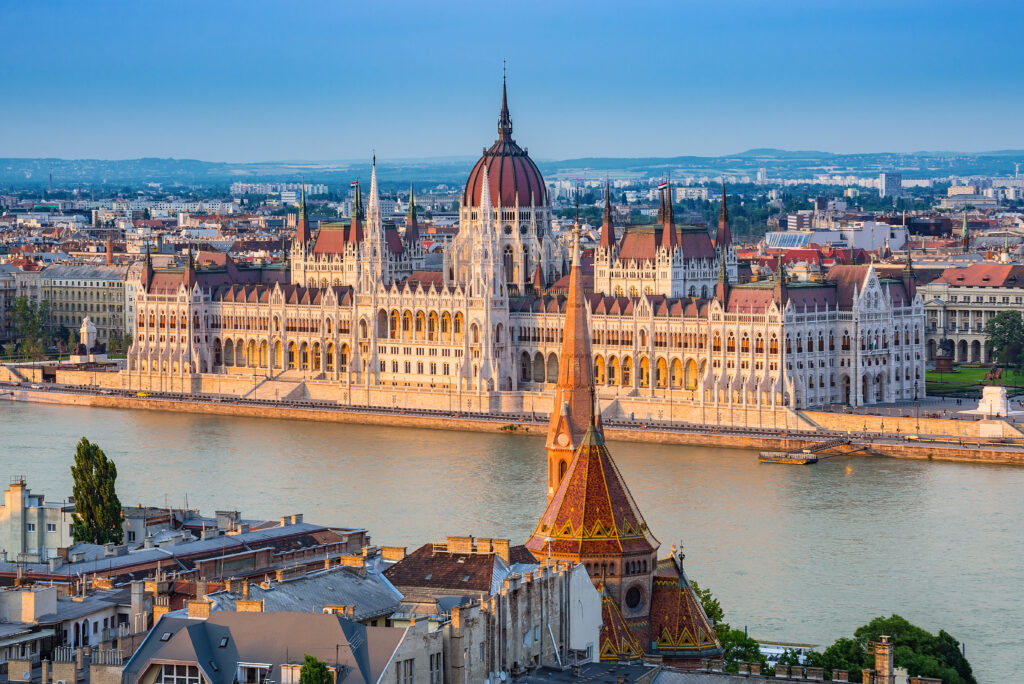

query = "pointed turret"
[[773, 261, 788, 308], [961, 209, 970, 253], [717, 182, 732, 249], [184, 246, 197, 289], [543, 222, 595, 499], [141, 244, 154, 292], [714, 247, 729, 304], [599, 182, 616, 250], [405, 183, 419, 247], [295, 183, 311, 246], [660, 183, 678, 249], [497, 70, 513, 143], [346, 180, 364, 244], [902, 248, 917, 301]]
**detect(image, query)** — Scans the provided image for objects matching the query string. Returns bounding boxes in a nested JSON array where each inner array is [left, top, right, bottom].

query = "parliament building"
[[125, 79, 926, 425]]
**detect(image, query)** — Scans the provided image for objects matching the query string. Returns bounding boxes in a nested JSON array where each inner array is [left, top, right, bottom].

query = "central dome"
[[464, 80, 547, 208]]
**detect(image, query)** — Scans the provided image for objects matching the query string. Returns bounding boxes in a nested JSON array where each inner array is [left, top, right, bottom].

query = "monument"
[[69, 317, 107, 363]]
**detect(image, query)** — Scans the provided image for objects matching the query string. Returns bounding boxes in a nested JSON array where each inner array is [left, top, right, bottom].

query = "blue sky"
[[2, 0, 1021, 161]]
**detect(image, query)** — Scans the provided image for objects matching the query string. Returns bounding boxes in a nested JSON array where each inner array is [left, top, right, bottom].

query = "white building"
[[879, 172, 902, 199]]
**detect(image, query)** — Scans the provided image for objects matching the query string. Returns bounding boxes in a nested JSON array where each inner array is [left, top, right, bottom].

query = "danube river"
[[4, 401, 1019, 680]]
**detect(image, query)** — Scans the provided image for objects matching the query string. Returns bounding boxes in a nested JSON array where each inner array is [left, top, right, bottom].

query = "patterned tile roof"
[[599, 591, 644, 662], [526, 426, 658, 559]]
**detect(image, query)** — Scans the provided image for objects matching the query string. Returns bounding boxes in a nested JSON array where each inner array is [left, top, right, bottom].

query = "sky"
[[2, 0, 1022, 162]]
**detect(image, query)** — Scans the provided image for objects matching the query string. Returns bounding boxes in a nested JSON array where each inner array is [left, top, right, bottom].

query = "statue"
[[984, 366, 1003, 384], [934, 337, 955, 373]]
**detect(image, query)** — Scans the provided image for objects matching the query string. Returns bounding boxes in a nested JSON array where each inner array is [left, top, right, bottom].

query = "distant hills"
[[2, 148, 1022, 188]]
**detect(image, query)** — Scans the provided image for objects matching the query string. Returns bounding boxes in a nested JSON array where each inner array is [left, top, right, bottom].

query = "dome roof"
[[464, 80, 547, 208]]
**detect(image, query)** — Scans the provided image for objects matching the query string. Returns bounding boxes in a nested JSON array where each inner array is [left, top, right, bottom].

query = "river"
[[2, 401, 1018, 681]]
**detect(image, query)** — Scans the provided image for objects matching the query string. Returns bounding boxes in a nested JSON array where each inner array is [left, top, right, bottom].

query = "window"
[[429, 653, 443, 684], [127, 530, 135, 542], [46, 523, 56, 533], [396, 658, 414, 684], [26, 523, 35, 532], [157, 664, 200, 684]]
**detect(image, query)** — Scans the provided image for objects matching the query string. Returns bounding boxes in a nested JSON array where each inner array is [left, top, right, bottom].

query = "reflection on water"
[[3, 401, 1020, 681]]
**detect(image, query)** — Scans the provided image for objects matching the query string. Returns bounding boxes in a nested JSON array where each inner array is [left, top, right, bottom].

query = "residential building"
[[879, 172, 902, 199], [121, 611, 419, 684], [39, 264, 129, 343], [0, 478, 74, 562]]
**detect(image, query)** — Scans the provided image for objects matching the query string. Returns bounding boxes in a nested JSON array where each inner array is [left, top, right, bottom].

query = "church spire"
[[660, 182, 678, 249], [902, 247, 917, 301], [184, 245, 197, 289], [599, 181, 616, 250], [498, 64, 513, 142], [295, 182, 311, 246], [714, 246, 730, 304], [141, 243, 153, 292], [543, 216, 596, 499], [717, 182, 732, 249], [405, 183, 419, 246], [961, 209, 970, 253], [347, 179, 364, 244]]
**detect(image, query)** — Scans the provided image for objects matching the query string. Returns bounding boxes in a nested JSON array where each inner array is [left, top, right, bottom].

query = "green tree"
[[805, 615, 974, 684], [984, 310, 1024, 373], [299, 654, 332, 684], [70, 438, 124, 544], [11, 296, 52, 359], [690, 581, 768, 674]]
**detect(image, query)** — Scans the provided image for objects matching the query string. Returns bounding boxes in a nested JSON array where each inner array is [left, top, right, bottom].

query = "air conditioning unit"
[[55, 680, 67, 684]]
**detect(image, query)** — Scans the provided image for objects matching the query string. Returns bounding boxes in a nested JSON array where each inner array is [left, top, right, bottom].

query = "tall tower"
[[961, 210, 970, 253], [543, 224, 595, 499], [295, 183, 311, 248]]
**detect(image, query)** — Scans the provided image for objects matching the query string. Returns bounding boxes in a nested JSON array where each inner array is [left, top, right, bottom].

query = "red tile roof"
[[526, 426, 658, 559], [933, 264, 1024, 287]]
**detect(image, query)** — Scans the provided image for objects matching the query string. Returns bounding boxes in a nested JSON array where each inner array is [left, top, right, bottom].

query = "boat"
[[758, 451, 818, 465]]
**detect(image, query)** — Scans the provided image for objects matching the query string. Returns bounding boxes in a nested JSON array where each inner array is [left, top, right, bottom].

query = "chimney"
[[451, 606, 461, 630], [186, 600, 212, 619], [280, 516, 289, 527], [873, 636, 894, 684], [446, 536, 474, 554], [491, 539, 510, 564], [195, 580, 207, 598], [235, 599, 263, 613], [291, 513, 303, 525], [242, 582, 249, 599]]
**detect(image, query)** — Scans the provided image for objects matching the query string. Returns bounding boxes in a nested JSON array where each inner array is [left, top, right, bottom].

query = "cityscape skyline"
[[4, 1, 1023, 161]]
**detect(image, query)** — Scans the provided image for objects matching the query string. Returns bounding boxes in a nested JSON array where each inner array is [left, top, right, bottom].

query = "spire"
[[368, 157, 380, 223], [902, 247, 917, 300], [773, 261, 788, 308], [714, 246, 729, 304], [660, 182, 678, 249], [543, 215, 596, 499], [717, 182, 732, 249], [498, 64, 513, 142], [295, 183, 311, 246], [599, 181, 616, 249], [141, 243, 153, 292], [479, 163, 493, 229], [184, 245, 197, 289], [347, 180, 363, 244], [405, 183, 419, 246], [961, 209, 970, 253]]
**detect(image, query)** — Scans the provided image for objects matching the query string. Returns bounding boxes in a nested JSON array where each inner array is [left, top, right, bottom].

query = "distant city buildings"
[[879, 171, 903, 198], [231, 182, 328, 196]]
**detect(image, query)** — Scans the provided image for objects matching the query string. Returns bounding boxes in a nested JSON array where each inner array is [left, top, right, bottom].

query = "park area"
[[926, 364, 1024, 396]]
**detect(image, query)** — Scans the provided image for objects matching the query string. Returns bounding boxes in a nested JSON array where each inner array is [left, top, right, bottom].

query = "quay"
[[5, 381, 1024, 466]]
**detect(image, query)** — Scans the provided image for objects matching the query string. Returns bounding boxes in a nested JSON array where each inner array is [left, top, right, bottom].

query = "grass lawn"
[[926, 364, 1024, 396]]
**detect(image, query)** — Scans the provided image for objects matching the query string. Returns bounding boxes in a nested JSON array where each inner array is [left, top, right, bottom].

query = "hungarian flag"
[[657, 182, 668, 189]]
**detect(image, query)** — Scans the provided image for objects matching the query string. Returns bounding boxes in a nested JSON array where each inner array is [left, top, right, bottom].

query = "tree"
[[805, 615, 975, 684], [299, 654, 332, 684], [984, 310, 1024, 373], [690, 581, 768, 674], [11, 296, 52, 359], [70, 438, 124, 544]]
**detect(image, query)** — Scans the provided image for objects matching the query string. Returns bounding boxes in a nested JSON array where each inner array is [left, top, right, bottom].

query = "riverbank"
[[6, 386, 1024, 465]]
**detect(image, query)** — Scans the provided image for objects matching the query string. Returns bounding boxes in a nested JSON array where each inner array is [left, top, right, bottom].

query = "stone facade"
[[124, 83, 925, 413]]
